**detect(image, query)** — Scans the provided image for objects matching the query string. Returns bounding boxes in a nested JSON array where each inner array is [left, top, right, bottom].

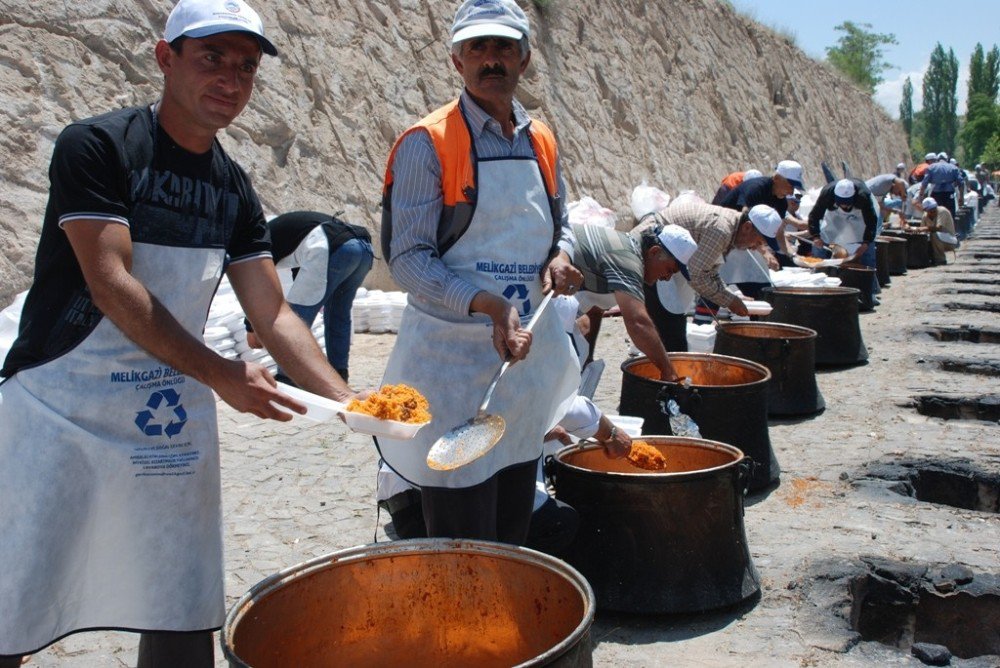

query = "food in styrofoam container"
[[745, 300, 773, 316], [275, 383, 427, 439]]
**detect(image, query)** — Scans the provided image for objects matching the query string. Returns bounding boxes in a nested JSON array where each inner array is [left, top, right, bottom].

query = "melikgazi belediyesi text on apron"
[[0, 105, 265, 654], [378, 135, 580, 490]]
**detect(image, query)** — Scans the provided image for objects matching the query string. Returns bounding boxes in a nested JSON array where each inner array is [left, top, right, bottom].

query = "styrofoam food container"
[[745, 300, 773, 316], [274, 383, 427, 439]]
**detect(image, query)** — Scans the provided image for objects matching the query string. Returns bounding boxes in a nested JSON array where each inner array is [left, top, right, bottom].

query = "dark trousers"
[[932, 191, 957, 218], [420, 458, 537, 544], [0, 631, 213, 668], [642, 282, 688, 352]]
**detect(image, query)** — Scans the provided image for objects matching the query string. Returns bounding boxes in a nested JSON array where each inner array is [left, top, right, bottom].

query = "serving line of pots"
[[219, 235, 947, 667]]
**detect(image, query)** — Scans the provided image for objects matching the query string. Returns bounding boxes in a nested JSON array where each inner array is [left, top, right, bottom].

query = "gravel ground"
[[22, 207, 1000, 667]]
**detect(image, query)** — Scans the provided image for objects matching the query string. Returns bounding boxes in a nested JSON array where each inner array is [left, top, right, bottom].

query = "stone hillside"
[[0, 0, 908, 307]]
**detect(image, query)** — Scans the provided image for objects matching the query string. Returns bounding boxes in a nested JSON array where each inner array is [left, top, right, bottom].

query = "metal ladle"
[[426, 292, 554, 471]]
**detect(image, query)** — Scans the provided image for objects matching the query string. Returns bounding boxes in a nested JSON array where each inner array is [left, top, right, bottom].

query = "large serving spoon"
[[426, 292, 553, 471]]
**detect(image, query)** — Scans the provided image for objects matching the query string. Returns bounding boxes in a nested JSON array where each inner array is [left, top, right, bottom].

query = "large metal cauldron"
[[552, 437, 760, 614], [762, 286, 868, 366], [874, 239, 891, 287], [879, 235, 908, 275], [618, 354, 777, 491], [836, 265, 876, 312], [222, 540, 595, 668], [713, 322, 824, 416], [884, 230, 930, 268]]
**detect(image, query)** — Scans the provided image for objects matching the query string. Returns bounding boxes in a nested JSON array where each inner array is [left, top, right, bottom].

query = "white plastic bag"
[[566, 196, 617, 228], [630, 181, 671, 220]]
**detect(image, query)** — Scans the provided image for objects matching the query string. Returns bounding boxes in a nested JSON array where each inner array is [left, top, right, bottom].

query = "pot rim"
[[762, 286, 861, 297], [621, 352, 772, 388], [554, 436, 746, 480], [715, 321, 817, 339], [221, 538, 596, 668]]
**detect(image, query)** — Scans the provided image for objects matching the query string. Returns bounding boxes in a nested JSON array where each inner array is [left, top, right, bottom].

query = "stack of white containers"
[[351, 289, 407, 334]]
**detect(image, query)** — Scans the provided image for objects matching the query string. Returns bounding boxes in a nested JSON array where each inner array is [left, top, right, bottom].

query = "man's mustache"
[[479, 65, 507, 78]]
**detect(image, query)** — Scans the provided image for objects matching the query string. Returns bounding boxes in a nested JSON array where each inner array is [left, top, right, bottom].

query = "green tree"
[[900, 76, 914, 141], [968, 43, 1000, 101], [980, 131, 1000, 170], [825, 21, 897, 95], [960, 94, 999, 163], [922, 44, 959, 154]]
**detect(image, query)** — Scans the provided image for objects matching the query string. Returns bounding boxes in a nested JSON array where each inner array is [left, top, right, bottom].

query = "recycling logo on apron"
[[134, 388, 187, 438]]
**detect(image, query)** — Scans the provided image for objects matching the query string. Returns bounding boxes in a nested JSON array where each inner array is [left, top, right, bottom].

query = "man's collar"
[[460, 90, 530, 138]]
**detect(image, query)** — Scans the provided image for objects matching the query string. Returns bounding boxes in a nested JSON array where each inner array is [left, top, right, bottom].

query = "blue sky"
[[731, 1, 1000, 118]]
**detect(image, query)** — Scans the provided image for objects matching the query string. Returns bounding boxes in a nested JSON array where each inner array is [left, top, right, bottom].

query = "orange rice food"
[[799, 256, 825, 266], [626, 440, 668, 471], [347, 384, 431, 424]]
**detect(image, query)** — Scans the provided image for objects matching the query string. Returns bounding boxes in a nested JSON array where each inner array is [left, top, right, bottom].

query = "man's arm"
[[228, 257, 354, 403], [64, 220, 307, 420], [614, 291, 679, 382], [685, 228, 746, 313], [541, 156, 583, 295]]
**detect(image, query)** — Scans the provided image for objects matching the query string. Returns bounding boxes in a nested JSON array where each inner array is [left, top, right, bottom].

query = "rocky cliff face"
[[0, 0, 908, 306]]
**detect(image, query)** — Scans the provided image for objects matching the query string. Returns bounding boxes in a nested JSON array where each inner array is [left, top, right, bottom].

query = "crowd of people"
[[0, 0, 995, 665]]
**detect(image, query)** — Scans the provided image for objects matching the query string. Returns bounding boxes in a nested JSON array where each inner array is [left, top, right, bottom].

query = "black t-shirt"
[[2, 106, 270, 376], [717, 176, 788, 252], [268, 210, 372, 263]]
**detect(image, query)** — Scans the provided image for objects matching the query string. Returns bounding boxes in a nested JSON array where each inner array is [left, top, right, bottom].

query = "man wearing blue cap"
[[378, 0, 583, 544], [0, 2, 356, 665]]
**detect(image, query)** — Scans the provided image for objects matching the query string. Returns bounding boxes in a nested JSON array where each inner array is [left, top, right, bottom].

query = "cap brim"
[[787, 178, 804, 190], [183, 25, 278, 56], [452, 23, 524, 44], [678, 263, 691, 281]]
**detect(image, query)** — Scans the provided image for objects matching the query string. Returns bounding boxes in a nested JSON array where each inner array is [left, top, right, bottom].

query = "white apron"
[[0, 244, 226, 654], [820, 204, 868, 256], [378, 157, 580, 489], [656, 273, 696, 315], [719, 248, 770, 284], [278, 225, 330, 306]]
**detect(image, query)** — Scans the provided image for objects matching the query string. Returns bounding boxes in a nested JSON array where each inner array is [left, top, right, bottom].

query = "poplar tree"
[[900, 76, 914, 142], [961, 43, 1000, 164], [922, 44, 959, 154]]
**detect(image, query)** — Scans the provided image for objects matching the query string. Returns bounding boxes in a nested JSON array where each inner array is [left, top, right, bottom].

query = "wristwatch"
[[603, 425, 618, 443]]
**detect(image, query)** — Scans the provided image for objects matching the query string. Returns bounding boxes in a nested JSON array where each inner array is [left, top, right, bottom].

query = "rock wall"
[[0, 0, 908, 307]]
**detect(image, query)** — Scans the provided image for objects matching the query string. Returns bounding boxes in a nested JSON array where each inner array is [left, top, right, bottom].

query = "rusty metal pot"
[[836, 265, 877, 312], [878, 235, 908, 275], [874, 239, 891, 287], [713, 322, 824, 416], [222, 540, 595, 668], [762, 286, 868, 366], [618, 354, 778, 491], [552, 437, 760, 614]]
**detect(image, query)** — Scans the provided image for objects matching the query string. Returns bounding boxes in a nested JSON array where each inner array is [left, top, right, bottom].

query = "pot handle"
[[737, 457, 754, 501], [543, 454, 558, 487], [656, 383, 702, 412]]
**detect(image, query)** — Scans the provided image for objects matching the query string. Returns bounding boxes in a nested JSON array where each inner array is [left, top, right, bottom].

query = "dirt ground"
[[23, 207, 1000, 667]]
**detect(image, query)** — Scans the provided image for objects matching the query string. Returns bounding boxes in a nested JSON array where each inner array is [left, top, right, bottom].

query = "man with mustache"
[[378, 0, 583, 542]]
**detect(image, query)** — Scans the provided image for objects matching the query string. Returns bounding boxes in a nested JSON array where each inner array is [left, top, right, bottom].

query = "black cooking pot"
[[618, 354, 777, 491], [713, 322, 824, 416], [762, 286, 868, 366], [553, 437, 760, 614]]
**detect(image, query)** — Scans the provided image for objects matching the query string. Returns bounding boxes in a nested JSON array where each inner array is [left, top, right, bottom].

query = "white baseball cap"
[[921, 197, 938, 210], [657, 224, 698, 264], [925, 152, 937, 161], [451, 0, 530, 44], [165, 0, 277, 56], [743, 169, 764, 180], [748, 205, 782, 238], [896, 162, 906, 170], [834, 178, 856, 203], [938, 152, 949, 160], [775, 160, 804, 190]]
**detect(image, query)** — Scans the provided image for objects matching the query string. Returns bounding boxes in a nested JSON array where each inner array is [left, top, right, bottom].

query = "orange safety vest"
[[720, 171, 745, 190], [381, 99, 560, 259]]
